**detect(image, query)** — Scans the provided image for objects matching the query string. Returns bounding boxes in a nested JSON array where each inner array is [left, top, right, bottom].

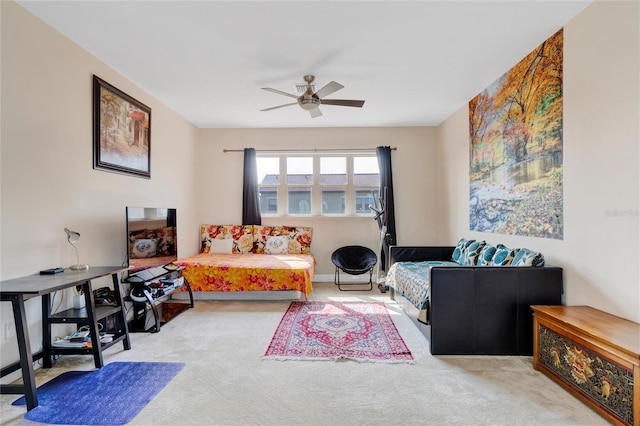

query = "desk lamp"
[[64, 228, 89, 270]]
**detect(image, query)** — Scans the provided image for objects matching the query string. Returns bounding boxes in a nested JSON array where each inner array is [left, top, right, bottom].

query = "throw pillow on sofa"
[[511, 248, 545, 267], [452, 238, 475, 263], [490, 244, 519, 266], [458, 240, 486, 265], [476, 243, 497, 266]]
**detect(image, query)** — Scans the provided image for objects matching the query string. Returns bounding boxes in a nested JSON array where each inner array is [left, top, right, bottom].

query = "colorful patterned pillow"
[[476, 243, 497, 266], [253, 225, 281, 253], [490, 244, 518, 266], [281, 226, 313, 254], [253, 225, 313, 254], [226, 225, 254, 254], [264, 236, 289, 254], [200, 224, 253, 254], [201, 225, 222, 252], [512, 248, 545, 267], [452, 238, 475, 263], [458, 240, 486, 266]]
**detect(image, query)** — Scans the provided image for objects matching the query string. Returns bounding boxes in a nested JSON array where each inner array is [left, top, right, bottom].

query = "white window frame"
[[257, 153, 379, 217]]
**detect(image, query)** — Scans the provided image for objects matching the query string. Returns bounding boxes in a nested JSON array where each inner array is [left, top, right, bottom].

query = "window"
[[354, 157, 380, 214], [321, 157, 346, 214], [257, 157, 279, 214], [287, 157, 312, 214], [256, 153, 379, 216]]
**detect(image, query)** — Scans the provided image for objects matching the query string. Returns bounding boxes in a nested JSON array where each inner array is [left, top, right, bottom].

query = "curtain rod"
[[223, 147, 397, 153]]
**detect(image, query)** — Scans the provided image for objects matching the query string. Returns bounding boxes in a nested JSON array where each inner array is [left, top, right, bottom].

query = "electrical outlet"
[[4, 323, 16, 340]]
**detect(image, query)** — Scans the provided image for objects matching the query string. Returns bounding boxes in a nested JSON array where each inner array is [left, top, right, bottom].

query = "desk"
[[0, 266, 131, 410]]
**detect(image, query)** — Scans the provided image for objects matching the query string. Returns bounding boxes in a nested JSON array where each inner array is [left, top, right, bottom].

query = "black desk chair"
[[331, 245, 378, 291]]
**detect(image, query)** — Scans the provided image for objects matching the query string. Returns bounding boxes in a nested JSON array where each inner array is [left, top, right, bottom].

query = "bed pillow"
[[131, 238, 160, 258], [253, 225, 282, 254], [282, 226, 313, 254], [264, 236, 290, 254], [208, 238, 233, 254], [490, 244, 518, 266], [201, 224, 253, 254], [458, 240, 486, 266], [201, 225, 224, 253], [452, 238, 475, 263], [253, 226, 313, 254], [511, 248, 545, 267], [476, 243, 497, 266]]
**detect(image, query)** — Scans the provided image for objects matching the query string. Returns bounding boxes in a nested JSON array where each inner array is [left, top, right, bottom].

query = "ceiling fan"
[[260, 75, 365, 118]]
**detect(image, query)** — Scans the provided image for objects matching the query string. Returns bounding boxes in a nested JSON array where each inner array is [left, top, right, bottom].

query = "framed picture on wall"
[[93, 75, 151, 178]]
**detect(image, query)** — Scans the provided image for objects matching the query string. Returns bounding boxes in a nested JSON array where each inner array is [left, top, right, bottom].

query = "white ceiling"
[[17, 1, 593, 129]]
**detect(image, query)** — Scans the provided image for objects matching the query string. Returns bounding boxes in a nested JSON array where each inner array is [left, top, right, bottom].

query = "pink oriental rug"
[[264, 301, 413, 363]]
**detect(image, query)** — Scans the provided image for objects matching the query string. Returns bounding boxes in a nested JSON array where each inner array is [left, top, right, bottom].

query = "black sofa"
[[388, 245, 563, 355]]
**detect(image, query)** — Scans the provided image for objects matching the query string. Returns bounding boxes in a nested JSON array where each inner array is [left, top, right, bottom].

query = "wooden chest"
[[532, 305, 640, 426]]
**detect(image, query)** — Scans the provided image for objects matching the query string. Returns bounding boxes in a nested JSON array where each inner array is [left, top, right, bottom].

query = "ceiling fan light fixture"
[[261, 75, 364, 117], [298, 97, 320, 110]]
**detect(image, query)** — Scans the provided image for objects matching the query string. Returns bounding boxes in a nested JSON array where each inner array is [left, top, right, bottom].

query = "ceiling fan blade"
[[260, 102, 297, 112], [320, 99, 365, 108], [309, 108, 323, 118], [313, 81, 344, 99], [261, 87, 298, 99]]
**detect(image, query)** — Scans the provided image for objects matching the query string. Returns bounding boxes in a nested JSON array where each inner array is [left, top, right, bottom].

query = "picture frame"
[[93, 75, 151, 178]]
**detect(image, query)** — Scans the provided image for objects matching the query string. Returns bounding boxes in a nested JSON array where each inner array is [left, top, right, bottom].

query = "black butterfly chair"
[[331, 245, 378, 291]]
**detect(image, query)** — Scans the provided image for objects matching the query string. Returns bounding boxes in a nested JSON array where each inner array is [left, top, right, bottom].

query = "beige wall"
[[1, 1, 200, 380], [197, 127, 439, 277], [437, 0, 639, 322]]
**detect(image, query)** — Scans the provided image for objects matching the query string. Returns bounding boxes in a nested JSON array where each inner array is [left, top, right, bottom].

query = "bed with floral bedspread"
[[174, 224, 315, 299], [176, 252, 315, 297]]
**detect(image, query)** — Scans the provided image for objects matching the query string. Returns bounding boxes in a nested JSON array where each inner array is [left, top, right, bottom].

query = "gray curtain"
[[242, 148, 262, 225], [376, 146, 396, 272]]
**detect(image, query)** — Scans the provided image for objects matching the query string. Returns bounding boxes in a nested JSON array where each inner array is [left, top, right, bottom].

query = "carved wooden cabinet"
[[532, 305, 639, 426]]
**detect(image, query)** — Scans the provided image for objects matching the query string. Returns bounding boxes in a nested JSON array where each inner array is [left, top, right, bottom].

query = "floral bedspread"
[[175, 253, 315, 296], [385, 261, 458, 312]]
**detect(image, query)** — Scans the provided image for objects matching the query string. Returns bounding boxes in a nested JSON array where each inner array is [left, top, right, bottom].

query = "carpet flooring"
[[0, 282, 607, 425]]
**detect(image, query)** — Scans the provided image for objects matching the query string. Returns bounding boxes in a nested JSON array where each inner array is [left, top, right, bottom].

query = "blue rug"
[[13, 361, 185, 425]]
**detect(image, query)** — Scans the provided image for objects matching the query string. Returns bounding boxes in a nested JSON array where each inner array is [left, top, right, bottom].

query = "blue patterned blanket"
[[385, 261, 457, 323]]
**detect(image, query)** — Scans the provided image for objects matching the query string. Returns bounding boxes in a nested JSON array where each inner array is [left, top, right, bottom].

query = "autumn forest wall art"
[[469, 28, 563, 240]]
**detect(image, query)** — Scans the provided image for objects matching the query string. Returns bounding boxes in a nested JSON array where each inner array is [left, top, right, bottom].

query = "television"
[[125, 206, 177, 273]]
